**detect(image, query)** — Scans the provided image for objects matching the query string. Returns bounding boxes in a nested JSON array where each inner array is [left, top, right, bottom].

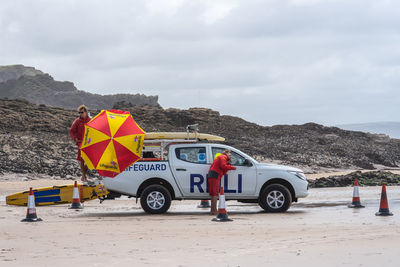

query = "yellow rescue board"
[[145, 132, 225, 142], [6, 184, 109, 206]]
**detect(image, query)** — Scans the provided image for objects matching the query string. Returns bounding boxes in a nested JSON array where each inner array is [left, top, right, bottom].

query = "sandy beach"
[[1, 178, 399, 267]]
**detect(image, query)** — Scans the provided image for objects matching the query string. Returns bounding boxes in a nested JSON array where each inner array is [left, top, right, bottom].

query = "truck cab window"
[[175, 147, 207, 164], [211, 147, 247, 166]]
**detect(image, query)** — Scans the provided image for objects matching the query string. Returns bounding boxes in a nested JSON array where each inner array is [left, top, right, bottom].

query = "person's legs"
[[80, 161, 88, 182], [208, 178, 218, 215], [77, 148, 88, 182], [211, 196, 218, 215], [84, 163, 88, 178]]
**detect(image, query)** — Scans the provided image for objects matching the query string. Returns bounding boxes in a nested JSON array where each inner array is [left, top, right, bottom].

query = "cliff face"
[[0, 65, 44, 83], [1, 98, 400, 178], [0, 65, 159, 109]]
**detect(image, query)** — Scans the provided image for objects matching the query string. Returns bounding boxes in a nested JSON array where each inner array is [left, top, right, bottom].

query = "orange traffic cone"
[[348, 178, 364, 208], [69, 181, 83, 209], [21, 187, 42, 222], [375, 183, 393, 216], [212, 187, 233, 222], [197, 200, 210, 208]]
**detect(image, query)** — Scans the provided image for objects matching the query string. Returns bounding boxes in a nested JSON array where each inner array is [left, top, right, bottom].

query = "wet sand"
[[0, 179, 399, 266]]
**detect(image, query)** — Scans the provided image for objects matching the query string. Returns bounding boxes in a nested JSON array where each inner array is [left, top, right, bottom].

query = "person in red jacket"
[[69, 105, 91, 182], [208, 149, 236, 214]]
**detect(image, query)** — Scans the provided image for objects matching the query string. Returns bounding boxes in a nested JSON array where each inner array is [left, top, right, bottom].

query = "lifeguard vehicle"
[[103, 125, 309, 214]]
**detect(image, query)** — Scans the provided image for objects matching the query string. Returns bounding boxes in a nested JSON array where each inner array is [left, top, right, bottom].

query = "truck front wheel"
[[259, 184, 292, 212], [140, 185, 172, 214]]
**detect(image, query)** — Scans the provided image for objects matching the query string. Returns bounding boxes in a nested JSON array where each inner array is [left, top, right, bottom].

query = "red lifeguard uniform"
[[208, 153, 236, 196], [69, 117, 90, 161]]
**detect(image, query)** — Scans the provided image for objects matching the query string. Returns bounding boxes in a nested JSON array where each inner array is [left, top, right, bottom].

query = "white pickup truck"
[[103, 141, 309, 214]]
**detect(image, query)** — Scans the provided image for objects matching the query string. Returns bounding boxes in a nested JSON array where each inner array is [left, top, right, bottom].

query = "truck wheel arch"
[[260, 178, 296, 202], [137, 178, 176, 200]]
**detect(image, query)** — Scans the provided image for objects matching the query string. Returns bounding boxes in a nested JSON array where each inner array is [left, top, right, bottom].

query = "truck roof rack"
[[140, 125, 224, 161], [142, 139, 198, 161]]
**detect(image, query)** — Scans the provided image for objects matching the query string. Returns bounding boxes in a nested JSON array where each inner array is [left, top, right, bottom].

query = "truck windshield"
[[211, 147, 250, 166]]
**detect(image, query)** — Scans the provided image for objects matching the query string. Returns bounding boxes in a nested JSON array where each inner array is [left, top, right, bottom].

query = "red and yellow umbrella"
[[79, 110, 145, 177]]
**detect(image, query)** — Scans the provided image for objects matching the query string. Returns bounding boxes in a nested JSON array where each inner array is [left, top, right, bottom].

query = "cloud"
[[1, 0, 400, 126]]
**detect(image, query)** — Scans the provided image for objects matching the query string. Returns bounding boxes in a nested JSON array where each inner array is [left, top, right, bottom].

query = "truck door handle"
[[176, 168, 187, 171]]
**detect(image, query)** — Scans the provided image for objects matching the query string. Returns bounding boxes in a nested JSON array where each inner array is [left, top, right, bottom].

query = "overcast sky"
[[1, 0, 400, 126]]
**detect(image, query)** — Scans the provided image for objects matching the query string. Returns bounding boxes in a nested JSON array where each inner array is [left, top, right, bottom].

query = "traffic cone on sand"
[[69, 181, 83, 209], [212, 187, 233, 222], [375, 183, 393, 216], [197, 200, 210, 208], [21, 187, 42, 222], [348, 178, 365, 208]]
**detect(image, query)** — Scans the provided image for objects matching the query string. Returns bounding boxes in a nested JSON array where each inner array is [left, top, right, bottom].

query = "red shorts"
[[208, 178, 220, 196], [76, 147, 84, 162]]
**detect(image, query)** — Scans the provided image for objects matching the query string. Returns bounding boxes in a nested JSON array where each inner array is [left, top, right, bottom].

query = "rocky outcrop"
[[0, 65, 159, 109], [2, 98, 400, 179], [116, 105, 400, 171], [308, 171, 400, 188]]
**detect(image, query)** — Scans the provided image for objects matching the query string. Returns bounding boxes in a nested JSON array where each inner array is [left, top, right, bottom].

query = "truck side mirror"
[[243, 159, 253, 167]]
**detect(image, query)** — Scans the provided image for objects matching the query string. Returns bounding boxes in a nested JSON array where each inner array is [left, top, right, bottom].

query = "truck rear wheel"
[[259, 184, 292, 212], [140, 185, 171, 214]]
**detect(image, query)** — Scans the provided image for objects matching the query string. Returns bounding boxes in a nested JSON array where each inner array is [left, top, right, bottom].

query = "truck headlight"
[[288, 171, 307, 181]]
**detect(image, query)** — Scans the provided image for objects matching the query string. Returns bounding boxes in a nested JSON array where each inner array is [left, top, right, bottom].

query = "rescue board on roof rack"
[[144, 132, 225, 142]]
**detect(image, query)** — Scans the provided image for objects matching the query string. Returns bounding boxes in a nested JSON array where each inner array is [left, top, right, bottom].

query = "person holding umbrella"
[[207, 150, 236, 215], [69, 105, 91, 182], [79, 109, 145, 178]]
